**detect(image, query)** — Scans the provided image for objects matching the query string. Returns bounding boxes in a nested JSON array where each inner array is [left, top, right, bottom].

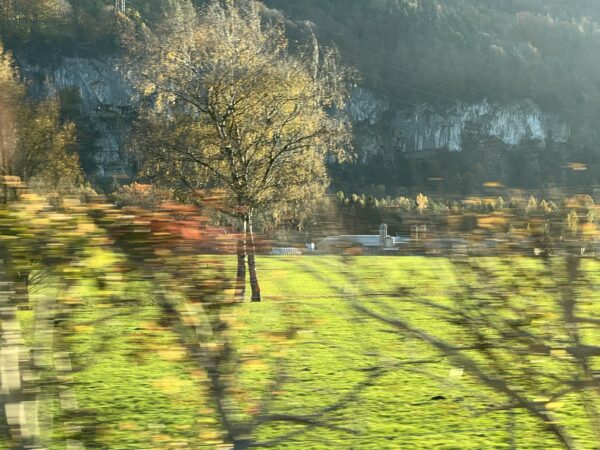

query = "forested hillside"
[[266, 0, 600, 116], [265, 0, 600, 194], [5, 0, 600, 110], [2, 0, 600, 194]]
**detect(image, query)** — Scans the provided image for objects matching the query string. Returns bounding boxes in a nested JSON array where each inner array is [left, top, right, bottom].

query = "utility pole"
[[114, 0, 125, 14]]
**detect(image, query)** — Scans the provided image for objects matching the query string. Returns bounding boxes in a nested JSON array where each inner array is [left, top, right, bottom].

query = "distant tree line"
[[332, 190, 600, 253], [328, 138, 600, 197]]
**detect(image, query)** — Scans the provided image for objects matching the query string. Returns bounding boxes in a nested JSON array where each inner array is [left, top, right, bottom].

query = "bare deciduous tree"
[[128, 0, 352, 301]]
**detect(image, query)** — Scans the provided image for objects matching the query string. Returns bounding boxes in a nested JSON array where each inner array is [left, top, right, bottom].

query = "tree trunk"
[[235, 219, 247, 301], [246, 217, 261, 302]]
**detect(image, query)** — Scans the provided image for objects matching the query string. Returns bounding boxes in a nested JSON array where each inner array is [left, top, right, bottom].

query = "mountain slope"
[[3, 0, 600, 193]]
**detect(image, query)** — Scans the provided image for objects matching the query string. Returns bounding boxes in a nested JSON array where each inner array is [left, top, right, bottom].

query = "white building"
[[317, 224, 409, 254]]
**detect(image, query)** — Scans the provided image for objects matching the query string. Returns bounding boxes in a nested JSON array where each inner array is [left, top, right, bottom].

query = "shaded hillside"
[[5, 0, 600, 119], [3, 0, 600, 193], [264, 0, 600, 193], [265, 0, 600, 121]]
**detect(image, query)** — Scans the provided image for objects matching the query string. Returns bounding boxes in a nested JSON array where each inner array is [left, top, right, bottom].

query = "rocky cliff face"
[[17, 56, 572, 180], [20, 56, 134, 179], [350, 87, 570, 160]]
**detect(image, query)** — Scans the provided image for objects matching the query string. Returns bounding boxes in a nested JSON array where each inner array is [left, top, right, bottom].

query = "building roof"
[[318, 235, 381, 247]]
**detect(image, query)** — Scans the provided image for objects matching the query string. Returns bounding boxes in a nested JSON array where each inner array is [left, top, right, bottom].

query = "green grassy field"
[[21, 255, 600, 449]]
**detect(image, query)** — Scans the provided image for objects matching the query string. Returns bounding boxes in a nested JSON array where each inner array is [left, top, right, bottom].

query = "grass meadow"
[[19, 255, 600, 449]]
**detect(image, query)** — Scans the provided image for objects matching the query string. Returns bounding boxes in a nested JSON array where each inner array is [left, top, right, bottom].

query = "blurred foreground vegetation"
[[1, 186, 600, 449]]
